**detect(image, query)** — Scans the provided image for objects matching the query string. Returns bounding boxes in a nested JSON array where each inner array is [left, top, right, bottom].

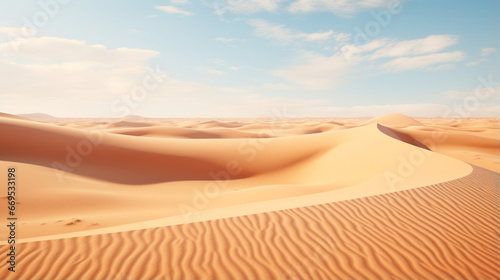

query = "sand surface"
[[0, 113, 498, 278]]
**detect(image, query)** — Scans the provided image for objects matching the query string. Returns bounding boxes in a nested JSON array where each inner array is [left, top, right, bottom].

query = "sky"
[[0, 0, 498, 118]]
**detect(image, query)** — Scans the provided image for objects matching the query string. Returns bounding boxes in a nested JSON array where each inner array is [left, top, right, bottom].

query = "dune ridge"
[[0, 166, 497, 279]]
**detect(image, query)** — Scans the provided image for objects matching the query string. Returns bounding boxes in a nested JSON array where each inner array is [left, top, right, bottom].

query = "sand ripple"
[[1, 166, 498, 279]]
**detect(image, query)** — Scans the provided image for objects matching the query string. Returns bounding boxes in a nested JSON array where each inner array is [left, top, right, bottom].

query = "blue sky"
[[0, 0, 498, 117]]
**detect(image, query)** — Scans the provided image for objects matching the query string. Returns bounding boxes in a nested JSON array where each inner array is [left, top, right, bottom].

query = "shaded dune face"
[[0, 120, 232, 184], [377, 124, 430, 150]]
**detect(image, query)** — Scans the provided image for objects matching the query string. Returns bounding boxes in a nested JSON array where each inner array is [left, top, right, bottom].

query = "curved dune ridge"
[[0, 166, 497, 279]]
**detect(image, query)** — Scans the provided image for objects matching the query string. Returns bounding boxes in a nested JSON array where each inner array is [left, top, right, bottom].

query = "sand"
[[0, 113, 498, 279]]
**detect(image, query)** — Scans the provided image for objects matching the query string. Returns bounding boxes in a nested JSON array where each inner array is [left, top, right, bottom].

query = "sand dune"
[[0, 166, 497, 279], [0, 114, 475, 239], [366, 113, 424, 127], [104, 125, 270, 139], [388, 123, 500, 172], [0, 113, 498, 278]]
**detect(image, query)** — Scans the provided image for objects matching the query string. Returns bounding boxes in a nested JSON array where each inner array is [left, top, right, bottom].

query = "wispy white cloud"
[[0, 37, 158, 64], [274, 53, 351, 90], [248, 19, 344, 44], [465, 61, 480, 66], [155, 5, 194, 16], [249, 19, 300, 42], [288, 0, 388, 15], [339, 34, 465, 71], [382, 51, 466, 71], [271, 33, 467, 90], [463, 47, 495, 66], [481, 47, 497, 56], [303, 30, 334, 41], [370, 35, 459, 59]]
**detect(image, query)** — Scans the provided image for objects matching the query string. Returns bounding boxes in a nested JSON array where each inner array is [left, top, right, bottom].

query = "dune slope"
[[0, 166, 497, 279]]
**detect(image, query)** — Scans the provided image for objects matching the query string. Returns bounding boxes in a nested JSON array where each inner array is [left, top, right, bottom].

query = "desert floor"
[[0, 113, 498, 279]]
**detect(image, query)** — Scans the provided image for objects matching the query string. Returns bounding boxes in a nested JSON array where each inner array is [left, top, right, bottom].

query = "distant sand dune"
[[389, 124, 500, 172], [0, 166, 497, 279], [104, 126, 270, 139]]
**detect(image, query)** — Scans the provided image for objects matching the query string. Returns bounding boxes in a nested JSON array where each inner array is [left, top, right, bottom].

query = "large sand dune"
[[0, 113, 498, 278]]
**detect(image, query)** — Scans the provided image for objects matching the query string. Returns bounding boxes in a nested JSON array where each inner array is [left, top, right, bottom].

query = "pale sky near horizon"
[[0, 0, 499, 118]]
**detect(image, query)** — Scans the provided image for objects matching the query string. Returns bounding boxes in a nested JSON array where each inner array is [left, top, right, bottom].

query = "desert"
[[1, 1, 499, 278], [0, 113, 498, 279]]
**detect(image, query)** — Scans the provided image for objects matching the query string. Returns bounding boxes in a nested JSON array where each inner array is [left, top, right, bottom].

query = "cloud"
[[339, 34, 465, 71], [288, 0, 388, 15], [155, 5, 194, 16], [249, 19, 299, 42], [382, 51, 465, 71], [333, 32, 351, 43], [465, 61, 479, 66], [272, 34, 465, 89], [303, 30, 334, 41], [274, 53, 351, 90], [248, 19, 338, 44], [481, 47, 497, 56], [370, 35, 459, 59], [463, 47, 494, 66], [0, 37, 158, 64], [0, 36, 164, 117]]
